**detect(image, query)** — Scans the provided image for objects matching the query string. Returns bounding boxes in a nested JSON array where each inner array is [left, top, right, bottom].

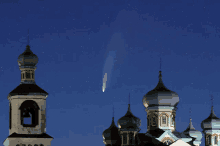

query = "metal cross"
[[160, 57, 162, 71], [189, 107, 192, 119], [27, 29, 29, 46], [128, 92, 130, 105], [210, 94, 214, 107]]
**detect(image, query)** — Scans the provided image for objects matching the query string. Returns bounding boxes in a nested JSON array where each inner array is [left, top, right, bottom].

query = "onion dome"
[[143, 71, 179, 108], [17, 45, 38, 67], [183, 119, 202, 141], [102, 117, 121, 145], [117, 104, 141, 131], [201, 106, 220, 130]]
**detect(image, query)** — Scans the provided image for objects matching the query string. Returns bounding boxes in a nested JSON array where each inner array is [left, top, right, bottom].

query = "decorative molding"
[[161, 137, 174, 143]]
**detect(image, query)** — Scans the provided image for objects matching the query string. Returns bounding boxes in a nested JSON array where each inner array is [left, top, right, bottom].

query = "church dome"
[[201, 106, 220, 130], [102, 117, 121, 144], [17, 45, 38, 67], [143, 71, 179, 108], [183, 118, 202, 141], [117, 104, 141, 131]]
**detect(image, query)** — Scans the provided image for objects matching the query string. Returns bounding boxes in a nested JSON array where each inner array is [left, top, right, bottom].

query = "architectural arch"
[[19, 100, 39, 127]]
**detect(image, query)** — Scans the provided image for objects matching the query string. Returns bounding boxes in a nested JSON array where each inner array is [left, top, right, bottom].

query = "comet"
[[102, 73, 107, 92], [102, 83, 106, 92]]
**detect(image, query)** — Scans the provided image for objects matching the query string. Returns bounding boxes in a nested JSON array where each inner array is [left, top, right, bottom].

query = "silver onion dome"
[[143, 71, 179, 108], [17, 45, 38, 67]]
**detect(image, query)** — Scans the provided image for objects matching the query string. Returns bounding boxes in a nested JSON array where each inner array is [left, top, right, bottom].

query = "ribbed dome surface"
[[183, 119, 202, 141], [102, 117, 121, 144], [201, 106, 220, 130], [143, 71, 179, 108], [117, 104, 141, 131], [17, 45, 38, 67]]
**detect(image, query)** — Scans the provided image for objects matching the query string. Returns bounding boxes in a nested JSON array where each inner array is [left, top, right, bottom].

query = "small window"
[[22, 144, 26, 146], [123, 133, 127, 144], [150, 118, 151, 126], [153, 116, 156, 126], [34, 145, 38, 146], [32, 73, 34, 79], [26, 73, 31, 79], [23, 73, 24, 79], [40, 144, 44, 146], [16, 145, 20, 146], [162, 115, 166, 124], [207, 135, 211, 145], [129, 133, 133, 144], [28, 145, 32, 146], [215, 136, 218, 144]]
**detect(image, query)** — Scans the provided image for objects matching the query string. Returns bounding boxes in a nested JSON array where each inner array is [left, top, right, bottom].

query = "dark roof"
[[117, 104, 141, 131], [9, 83, 48, 96], [147, 128, 165, 138], [172, 130, 191, 138], [102, 117, 121, 142], [146, 71, 173, 95], [136, 133, 167, 146], [7, 132, 53, 138]]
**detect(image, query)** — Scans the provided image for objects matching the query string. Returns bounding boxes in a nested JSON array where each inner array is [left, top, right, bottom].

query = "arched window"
[[40, 144, 44, 146], [129, 133, 133, 144], [32, 73, 34, 79], [153, 116, 156, 126], [207, 135, 211, 145], [19, 100, 39, 127], [162, 115, 166, 124], [34, 145, 38, 146], [22, 144, 26, 146], [26, 72, 30, 79], [164, 140, 172, 145], [28, 145, 32, 146], [215, 136, 218, 144], [172, 116, 175, 125], [16, 144, 20, 146], [123, 133, 127, 144]]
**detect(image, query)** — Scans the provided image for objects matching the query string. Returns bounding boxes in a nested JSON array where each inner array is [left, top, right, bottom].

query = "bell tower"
[[3, 31, 53, 146]]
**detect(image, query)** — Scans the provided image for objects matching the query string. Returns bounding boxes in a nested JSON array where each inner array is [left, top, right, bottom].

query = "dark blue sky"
[[1, 0, 220, 146]]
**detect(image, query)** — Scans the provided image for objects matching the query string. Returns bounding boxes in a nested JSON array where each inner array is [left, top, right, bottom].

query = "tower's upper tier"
[[201, 106, 220, 131], [17, 45, 38, 67], [143, 71, 179, 108]]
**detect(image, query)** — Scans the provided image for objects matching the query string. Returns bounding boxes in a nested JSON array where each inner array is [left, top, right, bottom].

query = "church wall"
[[9, 95, 47, 135]]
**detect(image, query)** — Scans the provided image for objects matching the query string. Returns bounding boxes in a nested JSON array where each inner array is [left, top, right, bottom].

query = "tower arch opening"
[[19, 100, 39, 127]]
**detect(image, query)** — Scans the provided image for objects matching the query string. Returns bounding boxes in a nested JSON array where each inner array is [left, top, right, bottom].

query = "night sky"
[[1, 0, 220, 146]]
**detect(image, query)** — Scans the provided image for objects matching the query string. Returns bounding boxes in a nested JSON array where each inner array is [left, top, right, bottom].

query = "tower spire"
[[128, 93, 131, 111], [189, 107, 192, 119], [160, 57, 162, 71], [128, 92, 130, 105], [210, 94, 214, 114], [113, 105, 114, 118]]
